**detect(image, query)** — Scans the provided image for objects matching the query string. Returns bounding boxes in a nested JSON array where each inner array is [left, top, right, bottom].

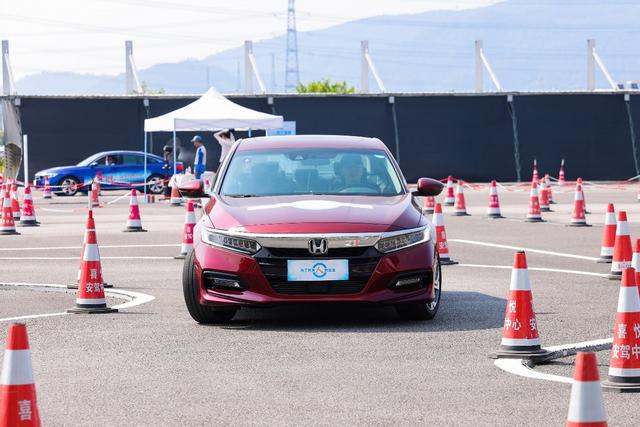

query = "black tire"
[[395, 250, 442, 321], [182, 249, 238, 324], [54, 176, 81, 196], [146, 174, 165, 195]]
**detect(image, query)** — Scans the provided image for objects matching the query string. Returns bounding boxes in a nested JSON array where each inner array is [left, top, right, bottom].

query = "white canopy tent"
[[142, 87, 284, 190]]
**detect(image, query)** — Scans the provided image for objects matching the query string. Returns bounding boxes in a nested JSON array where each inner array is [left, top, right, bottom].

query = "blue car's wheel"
[[55, 176, 81, 196], [146, 174, 165, 195]]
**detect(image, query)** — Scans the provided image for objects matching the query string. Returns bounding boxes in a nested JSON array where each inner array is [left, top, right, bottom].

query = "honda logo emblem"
[[308, 238, 328, 255]]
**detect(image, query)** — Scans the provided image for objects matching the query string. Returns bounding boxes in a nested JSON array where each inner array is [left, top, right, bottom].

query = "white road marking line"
[[0, 244, 180, 251], [0, 282, 155, 322], [458, 264, 608, 278], [450, 239, 599, 261], [40, 208, 75, 213], [0, 256, 174, 260]]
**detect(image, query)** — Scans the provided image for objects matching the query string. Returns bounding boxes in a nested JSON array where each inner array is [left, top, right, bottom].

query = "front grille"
[[256, 247, 381, 295]]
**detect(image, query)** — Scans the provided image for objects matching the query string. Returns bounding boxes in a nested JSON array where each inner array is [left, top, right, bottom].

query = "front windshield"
[[220, 148, 404, 197], [76, 153, 103, 166]]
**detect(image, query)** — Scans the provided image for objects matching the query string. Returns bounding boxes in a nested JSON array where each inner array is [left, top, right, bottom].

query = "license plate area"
[[287, 259, 349, 281]]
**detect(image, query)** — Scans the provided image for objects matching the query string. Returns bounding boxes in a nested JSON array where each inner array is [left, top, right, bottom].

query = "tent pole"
[[143, 131, 148, 203], [173, 120, 177, 176]]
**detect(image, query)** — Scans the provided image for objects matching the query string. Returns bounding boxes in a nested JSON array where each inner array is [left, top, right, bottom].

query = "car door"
[[112, 153, 145, 188], [91, 154, 120, 190]]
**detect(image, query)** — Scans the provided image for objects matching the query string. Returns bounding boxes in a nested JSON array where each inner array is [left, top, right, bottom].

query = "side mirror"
[[89, 162, 99, 168], [178, 180, 209, 199], [414, 177, 443, 197]]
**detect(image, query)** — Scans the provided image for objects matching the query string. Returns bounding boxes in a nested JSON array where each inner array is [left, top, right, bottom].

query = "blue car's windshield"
[[220, 148, 404, 197], [76, 153, 103, 166]]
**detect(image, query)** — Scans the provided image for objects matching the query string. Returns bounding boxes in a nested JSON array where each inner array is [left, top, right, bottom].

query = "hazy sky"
[[0, 0, 500, 78]]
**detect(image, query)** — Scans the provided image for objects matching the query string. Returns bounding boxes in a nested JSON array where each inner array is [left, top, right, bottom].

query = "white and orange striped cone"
[[452, 181, 470, 216], [525, 181, 544, 222], [597, 203, 617, 263], [566, 352, 608, 425], [432, 203, 457, 265], [89, 180, 100, 208], [532, 158, 539, 183], [123, 189, 146, 232], [67, 210, 117, 314], [10, 184, 20, 220], [558, 159, 566, 186], [18, 184, 39, 227], [42, 176, 52, 199], [608, 211, 632, 280], [567, 183, 590, 227], [421, 196, 435, 215], [169, 185, 183, 207], [539, 181, 552, 212], [0, 323, 41, 427], [491, 251, 550, 360], [632, 239, 640, 286], [576, 177, 590, 214], [1, 185, 19, 236], [444, 176, 455, 206], [545, 174, 555, 204], [175, 201, 196, 259], [94, 171, 102, 195], [68, 210, 112, 289], [602, 268, 640, 392], [487, 180, 504, 219]]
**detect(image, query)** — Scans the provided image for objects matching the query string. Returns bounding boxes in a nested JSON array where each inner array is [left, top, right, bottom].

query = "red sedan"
[[181, 135, 443, 323]]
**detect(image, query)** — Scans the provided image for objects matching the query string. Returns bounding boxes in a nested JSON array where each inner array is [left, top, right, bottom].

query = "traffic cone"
[[0, 323, 41, 427], [42, 177, 52, 199], [525, 181, 544, 222], [632, 239, 640, 286], [67, 210, 117, 313], [491, 251, 550, 360], [90, 180, 100, 208], [532, 158, 539, 183], [444, 176, 455, 206], [169, 185, 183, 207], [68, 210, 112, 289], [609, 211, 632, 280], [1, 184, 19, 235], [558, 159, 566, 186], [539, 181, 551, 212], [10, 184, 20, 220], [123, 189, 146, 232], [602, 268, 640, 392], [422, 196, 435, 215], [94, 171, 102, 195], [577, 178, 590, 214], [545, 174, 555, 204], [18, 184, 39, 227], [432, 203, 457, 265], [175, 201, 196, 259], [566, 352, 607, 425], [487, 180, 504, 219], [597, 204, 617, 263], [452, 181, 470, 216], [567, 183, 590, 227]]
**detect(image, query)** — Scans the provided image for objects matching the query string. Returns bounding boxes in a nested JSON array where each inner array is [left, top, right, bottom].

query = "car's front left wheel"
[[182, 249, 238, 324], [395, 251, 442, 321], [146, 174, 165, 195]]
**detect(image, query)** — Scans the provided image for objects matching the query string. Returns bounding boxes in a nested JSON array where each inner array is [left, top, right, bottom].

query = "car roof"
[[92, 150, 162, 158], [236, 135, 386, 151]]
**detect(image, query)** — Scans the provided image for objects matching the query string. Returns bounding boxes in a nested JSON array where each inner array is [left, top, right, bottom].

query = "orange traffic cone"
[[567, 183, 590, 227], [602, 268, 640, 392], [19, 184, 39, 227], [67, 210, 117, 313], [452, 181, 470, 216], [123, 189, 146, 232], [487, 180, 504, 219], [169, 185, 183, 207], [0, 323, 41, 427], [525, 181, 544, 222], [608, 211, 632, 280], [577, 177, 590, 214], [545, 174, 555, 204], [558, 158, 566, 186], [422, 196, 435, 215], [566, 352, 607, 425], [597, 204, 616, 263], [532, 158, 539, 183], [444, 176, 455, 206], [68, 210, 112, 289], [42, 176, 52, 199], [632, 239, 640, 286], [432, 203, 457, 265], [175, 200, 196, 259], [89, 180, 100, 208], [539, 181, 551, 212], [10, 184, 20, 220], [1, 184, 19, 235], [491, 251, 550, 360]]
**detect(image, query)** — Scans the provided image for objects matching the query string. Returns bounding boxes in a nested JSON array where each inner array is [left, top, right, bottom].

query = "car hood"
[[35, 166, 78, 176], [207, 194, 423, 233]]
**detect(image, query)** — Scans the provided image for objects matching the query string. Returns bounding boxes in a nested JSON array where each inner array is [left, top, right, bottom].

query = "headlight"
[[36, 172, 58, 179], [201, 227, 261, 255], [375, 227, 429, 254]]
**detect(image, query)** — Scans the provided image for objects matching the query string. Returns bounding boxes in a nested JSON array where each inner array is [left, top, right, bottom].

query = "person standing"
[[192, 135, 207, 179], [214, 129, 235, 172]]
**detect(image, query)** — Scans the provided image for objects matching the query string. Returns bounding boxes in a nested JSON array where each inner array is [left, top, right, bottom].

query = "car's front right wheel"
[[182, 249, 238, 324], [395, 251, 442, 321]]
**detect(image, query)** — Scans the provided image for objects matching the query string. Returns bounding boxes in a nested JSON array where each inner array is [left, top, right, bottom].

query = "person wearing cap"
[[214, 128, 235, 172], [192, 135, 207, 179]]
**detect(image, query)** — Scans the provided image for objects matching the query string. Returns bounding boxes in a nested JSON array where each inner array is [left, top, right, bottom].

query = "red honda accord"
[[181, 135, 444, 323]]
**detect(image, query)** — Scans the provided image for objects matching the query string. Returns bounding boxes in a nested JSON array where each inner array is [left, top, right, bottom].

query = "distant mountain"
[[16, 0, 640, 95]]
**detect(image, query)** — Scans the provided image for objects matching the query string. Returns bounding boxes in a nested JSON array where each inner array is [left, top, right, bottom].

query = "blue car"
[[34, 150, 184, 196]]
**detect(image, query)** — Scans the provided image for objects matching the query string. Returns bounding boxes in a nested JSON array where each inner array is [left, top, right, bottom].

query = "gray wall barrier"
[[13, 92, 640, 183]]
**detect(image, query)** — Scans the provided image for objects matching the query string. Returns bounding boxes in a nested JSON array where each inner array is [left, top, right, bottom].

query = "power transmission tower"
[[284, 0, 300, 92]]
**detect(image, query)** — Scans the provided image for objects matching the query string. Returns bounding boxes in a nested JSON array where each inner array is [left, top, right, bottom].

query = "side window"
[[120, 154, 143, 165]]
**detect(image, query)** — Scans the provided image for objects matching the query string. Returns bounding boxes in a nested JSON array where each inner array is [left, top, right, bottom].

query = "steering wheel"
[[337, 183, 380, 193]]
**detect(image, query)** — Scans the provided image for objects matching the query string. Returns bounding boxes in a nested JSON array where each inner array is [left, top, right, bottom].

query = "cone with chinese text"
[[558, 159, 566, 186], [597, 204, 616, 263], [491, 251, 550, 360], [567, 183, 590, 227], [432, 203, 457, 265], [632, 239, 640, 286], [18, 185, 39, 227], [68, 210, 111, 289], [452, 181, 470, 216], [487, 180, 504, 218], [42, 176, 52, 199], [1, 185, 19, 235], [67, 210, 117, 313], [175, 200, 196, 259], [10, 184, 20, 220], [421, 196, 435, 215], [444, 176, 455, 206], [123, 189, 146, 232], [602, 268, 640, 392], [169, 185, 183, 207], [0, 323, 41, 427], [608, 211, 632, 280], [539, 181, 551, 212], [525, 181, 544, 222], [566, 352, 608, 425]]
